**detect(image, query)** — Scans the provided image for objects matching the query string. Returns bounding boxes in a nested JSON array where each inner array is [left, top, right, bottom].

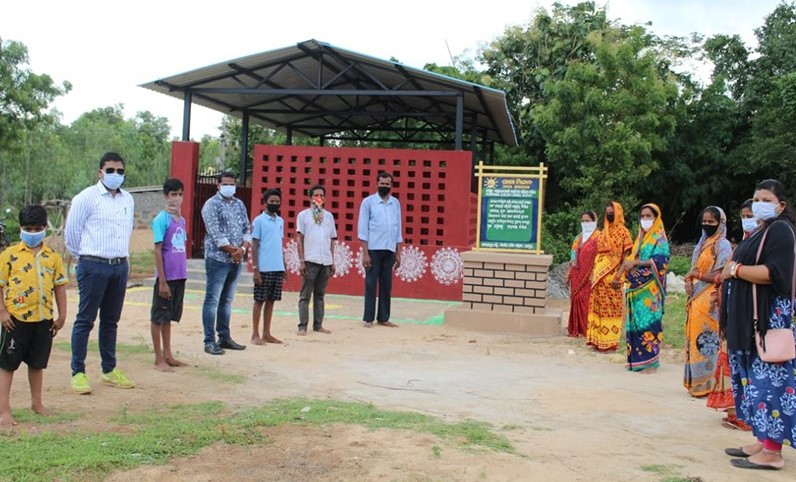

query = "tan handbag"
[[752, 223, 796, 363]]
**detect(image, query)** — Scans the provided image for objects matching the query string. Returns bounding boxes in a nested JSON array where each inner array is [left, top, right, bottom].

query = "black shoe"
[[204, 342, 224, 355], [219, 338, 246, 350]]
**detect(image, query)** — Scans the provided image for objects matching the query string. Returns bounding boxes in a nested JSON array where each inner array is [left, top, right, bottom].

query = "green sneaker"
[[71, 372, 92, 395], [100, 368, 135, 389]]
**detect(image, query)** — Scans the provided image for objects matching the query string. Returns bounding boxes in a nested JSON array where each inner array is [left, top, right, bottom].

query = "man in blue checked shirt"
[[200, 171, 251, 355], [357, 172, 403, 328]]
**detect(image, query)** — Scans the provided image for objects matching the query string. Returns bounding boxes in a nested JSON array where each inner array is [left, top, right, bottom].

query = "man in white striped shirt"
[[65, 152, 136, 394]]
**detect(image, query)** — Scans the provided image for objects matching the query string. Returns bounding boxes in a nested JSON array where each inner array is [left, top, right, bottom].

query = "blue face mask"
[[20, 229, 46, 248], [103, 173, 125, 190], [219, 185, 236, 198], [741, 217, 758, 233], [752, 201, 779, 221]]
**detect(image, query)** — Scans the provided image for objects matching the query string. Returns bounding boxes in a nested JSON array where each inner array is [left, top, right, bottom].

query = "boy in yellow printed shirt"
[[0, 205, 68, 426]]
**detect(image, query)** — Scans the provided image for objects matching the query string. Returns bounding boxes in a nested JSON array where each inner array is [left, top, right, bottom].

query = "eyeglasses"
[[104, 168, 125, 175]]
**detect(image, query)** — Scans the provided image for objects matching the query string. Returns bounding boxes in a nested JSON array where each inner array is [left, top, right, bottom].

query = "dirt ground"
[[4, 232, 794, 481]]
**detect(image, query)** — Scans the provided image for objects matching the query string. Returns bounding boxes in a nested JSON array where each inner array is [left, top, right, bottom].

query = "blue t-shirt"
[[252, 212, 285, 272], [151, 210, 188, 280]]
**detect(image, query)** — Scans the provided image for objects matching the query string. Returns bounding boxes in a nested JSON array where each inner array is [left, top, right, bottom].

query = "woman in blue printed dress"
[[720, 179, 796, 471]]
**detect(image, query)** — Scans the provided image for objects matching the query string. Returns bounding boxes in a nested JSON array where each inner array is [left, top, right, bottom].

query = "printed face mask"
[[701, 224, 718, 237], [312, 195, 324, 206], [752, 201, 778, 221], [640, 219, 654, 231], [20, 229, 46, 248], [103, 173, 125, 190], [741, 217, 758, 233], [219, 185, 236, 198]]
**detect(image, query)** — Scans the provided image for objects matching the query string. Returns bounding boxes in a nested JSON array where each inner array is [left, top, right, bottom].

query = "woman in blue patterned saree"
[[618, 203, 670, 373]]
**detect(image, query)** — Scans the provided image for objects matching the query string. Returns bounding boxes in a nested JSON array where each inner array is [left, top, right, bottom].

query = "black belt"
[[80, 255, 127, 265]]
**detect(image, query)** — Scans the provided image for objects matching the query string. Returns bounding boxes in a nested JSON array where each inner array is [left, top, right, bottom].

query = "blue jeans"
[[363, 250, 395, 323], [202, 257, 242, 344], [71, 259, 128, 375]]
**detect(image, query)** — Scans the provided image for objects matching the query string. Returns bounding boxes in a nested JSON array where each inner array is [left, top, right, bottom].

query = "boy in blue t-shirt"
[[149, 178, 188, 371], [250, 189, 287, 345]]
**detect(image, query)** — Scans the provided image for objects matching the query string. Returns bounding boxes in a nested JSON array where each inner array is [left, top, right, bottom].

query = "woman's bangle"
[[735, 264, 742, 279]]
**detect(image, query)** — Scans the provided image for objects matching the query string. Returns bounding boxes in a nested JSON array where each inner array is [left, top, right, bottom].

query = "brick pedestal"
[[444, 251, 562, 335]]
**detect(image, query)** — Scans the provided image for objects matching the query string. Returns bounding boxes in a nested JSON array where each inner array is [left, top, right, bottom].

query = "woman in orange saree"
[[567, 211, 599, 337], [683, 206, 732, 396], [586, 202, 632, 351]]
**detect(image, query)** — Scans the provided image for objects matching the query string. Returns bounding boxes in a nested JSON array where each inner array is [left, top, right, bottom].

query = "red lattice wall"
[[251, 145, 476, 300]]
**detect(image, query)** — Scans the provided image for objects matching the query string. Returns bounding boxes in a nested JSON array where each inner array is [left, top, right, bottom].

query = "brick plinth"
[[444, 251, 562, 335]]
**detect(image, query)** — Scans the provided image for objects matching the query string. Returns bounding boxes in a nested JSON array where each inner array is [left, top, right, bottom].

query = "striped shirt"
[[65, 181, 135, 259], [357, 193, 403, 251]]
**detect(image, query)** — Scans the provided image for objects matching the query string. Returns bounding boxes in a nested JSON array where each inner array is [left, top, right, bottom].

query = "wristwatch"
[[729, 262, 739, 278]]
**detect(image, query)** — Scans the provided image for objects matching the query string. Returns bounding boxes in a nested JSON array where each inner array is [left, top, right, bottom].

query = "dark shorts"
[[0, 318, 53, 371], [150, 278, 186, 324], [253, 271, 284, 301]]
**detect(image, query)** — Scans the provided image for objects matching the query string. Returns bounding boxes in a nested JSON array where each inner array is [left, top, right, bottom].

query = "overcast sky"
[[1, 0, 782, 140]]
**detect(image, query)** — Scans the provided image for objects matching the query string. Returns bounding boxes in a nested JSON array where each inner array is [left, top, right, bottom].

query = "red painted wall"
[[250, 145, 475, 301], [169, 142, 199, 258]]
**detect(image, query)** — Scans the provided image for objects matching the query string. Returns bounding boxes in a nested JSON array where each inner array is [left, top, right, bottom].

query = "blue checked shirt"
[[201, 192, 252, 263], [357, 193, 403, 252]]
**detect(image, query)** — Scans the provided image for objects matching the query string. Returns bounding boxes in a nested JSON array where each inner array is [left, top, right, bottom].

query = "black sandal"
[[730, 458, 782, 470]]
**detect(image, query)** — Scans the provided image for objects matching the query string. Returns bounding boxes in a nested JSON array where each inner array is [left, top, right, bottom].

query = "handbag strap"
[[751, 221, 796, 329]]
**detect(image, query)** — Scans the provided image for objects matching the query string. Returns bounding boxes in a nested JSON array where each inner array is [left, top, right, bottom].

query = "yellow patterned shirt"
[[0, 242, 68, 322]]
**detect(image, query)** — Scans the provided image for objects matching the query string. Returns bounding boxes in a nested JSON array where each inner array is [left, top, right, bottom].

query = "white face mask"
[[741, 217, 758, 233], [640, 219, 654, 231], [581, 221, 597, 240], [752, 201, 779, 221], [219, 185, 236, 198]]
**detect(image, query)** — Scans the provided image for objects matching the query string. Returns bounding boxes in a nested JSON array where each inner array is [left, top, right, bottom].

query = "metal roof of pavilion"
[[140, 39, 517, 147]]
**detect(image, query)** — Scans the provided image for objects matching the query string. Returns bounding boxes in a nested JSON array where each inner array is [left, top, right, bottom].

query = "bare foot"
[[297, 329, 307, 336], [264, 335, 283, 344], [314, 327, 331, 334], [154, 361, 174, 372], [740, 442, 764, 456], [638, 367, 658, 374], [165, 358, 189, 367], [746, 449, 785, 469], [250, 336, 266, 346], [32, 404, 52, 416], [377, 321, 398, 328], [0, 412, 17, 427]]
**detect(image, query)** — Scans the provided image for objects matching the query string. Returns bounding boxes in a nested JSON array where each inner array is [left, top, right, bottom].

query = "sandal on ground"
[[730, 458, 782, 470], [724, 447, 757, 457]]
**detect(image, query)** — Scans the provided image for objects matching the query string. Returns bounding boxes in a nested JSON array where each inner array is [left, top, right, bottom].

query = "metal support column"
[[181, 91, 192, 141], [455, 94, 464, 150], [286, 127, 293, 146], [239, 112, 249, 185]]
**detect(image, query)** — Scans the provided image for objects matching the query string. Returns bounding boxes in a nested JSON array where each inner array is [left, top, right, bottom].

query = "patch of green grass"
[[53, 340, 152, 356], [235, 399, 514, 453], [0, 401, 262, 481], [662, 293, 687, 350], [128, 250, 155, 279], [4, 409, 79, 425], [431, 444, 441, 458], [0, 399, 513, 482], [641, 464, 702, 482], [194, 365, 247, 384]]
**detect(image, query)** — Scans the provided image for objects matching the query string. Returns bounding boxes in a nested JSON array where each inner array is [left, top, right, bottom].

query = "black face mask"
[[702, 224, 718, 237], [378, 186, 391, 197], [606, 213, 615, 223], [266, 204, 280, 215]]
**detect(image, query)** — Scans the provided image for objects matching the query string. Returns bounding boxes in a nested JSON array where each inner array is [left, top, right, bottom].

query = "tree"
[[0, 38, 70, 206]]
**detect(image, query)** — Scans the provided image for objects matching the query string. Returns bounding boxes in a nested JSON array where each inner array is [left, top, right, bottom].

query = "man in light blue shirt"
[[357, 172, 403, 328]]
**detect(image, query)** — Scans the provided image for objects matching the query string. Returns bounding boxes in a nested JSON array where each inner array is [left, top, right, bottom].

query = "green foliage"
[[667, 256, 691, 276]]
